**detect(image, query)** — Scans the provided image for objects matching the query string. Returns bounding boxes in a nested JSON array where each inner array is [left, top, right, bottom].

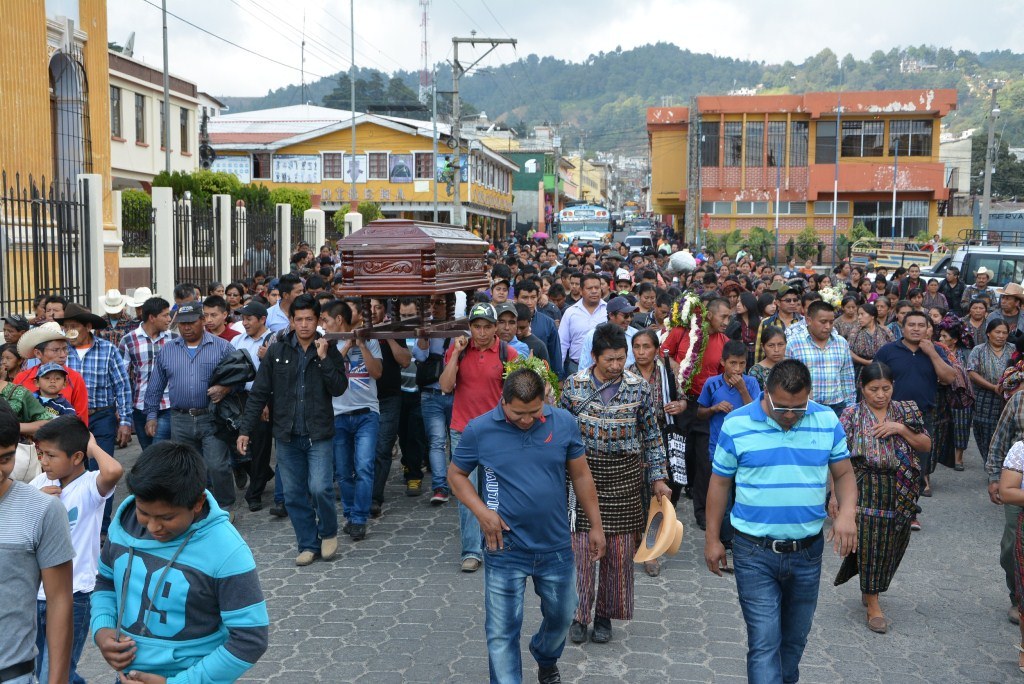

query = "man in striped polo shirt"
[[704, 359, 858, 684]]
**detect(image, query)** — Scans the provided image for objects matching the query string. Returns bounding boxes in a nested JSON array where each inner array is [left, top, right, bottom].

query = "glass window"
[[134, 93, 145, 144], [700, 121, 719, 167], [745, 121, 764, 168], [790, 121, 809, 166], [814, 201, 850, 215], [701, 201, 732, 215], [767, 121, 785, 166], [415, 153, 434, 179], [110, 86, 122, 138], [179, 107, 189, 154], [776, 201, 807, 215], [737, 201, 769, 214], [890, 119, 933, 157], [322, 153, 344, 179], [252, 152, 271, 180], [815, 121, 837, 164], [723, 122, 742, 167], [841, 120, 884, 157], [368, 152, 388, 179]]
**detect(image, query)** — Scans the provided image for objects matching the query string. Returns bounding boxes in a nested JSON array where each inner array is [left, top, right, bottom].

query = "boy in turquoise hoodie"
[[90, 442, 269, 683]]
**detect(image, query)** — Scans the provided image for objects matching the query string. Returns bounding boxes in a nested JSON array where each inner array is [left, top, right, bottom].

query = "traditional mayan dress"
[[560, 367, 666, 623], [947, 345, 973, 451], [967, 343, 1011, 467], [835, 400, 925, 594]]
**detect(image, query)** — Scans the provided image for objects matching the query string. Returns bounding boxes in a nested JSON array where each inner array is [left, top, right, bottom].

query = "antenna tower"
[[300, 10, 307, 103], [418, 0, 430, 104]]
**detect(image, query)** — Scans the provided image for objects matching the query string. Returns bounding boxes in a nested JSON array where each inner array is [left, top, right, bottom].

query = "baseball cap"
[[607, 296, 638, 314], [468, 303, 497, 323], [38, 362, 68, 378], [615, 268, 632, 283], [238, 302, 269, 318], [493, 302, 518, 319], [2, 314, 30, 331], [491, 278, 511, 289], [175, 304, 203, 323]]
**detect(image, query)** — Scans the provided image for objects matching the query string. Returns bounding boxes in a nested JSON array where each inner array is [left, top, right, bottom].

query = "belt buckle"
[[770, 539, 796, 553]]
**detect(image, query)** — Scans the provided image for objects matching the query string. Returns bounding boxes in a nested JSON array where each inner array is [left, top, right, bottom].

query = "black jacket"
[[209, 349, 257, 433], [238, 331, 348, 442]]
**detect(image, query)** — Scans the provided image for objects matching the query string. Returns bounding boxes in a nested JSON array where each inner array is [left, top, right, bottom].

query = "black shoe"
[[269, 502, 287, 518], [350, 523, 367, 541], [696, 519, 707, 531], [370, 502, 383, 519], [538, 664, 561, 684], [568, 621, 587, 644], [233, 467, 249, 491], [343, 521, 353, 536], [591, 617, 612, 643], [247, 500, 263, 512]]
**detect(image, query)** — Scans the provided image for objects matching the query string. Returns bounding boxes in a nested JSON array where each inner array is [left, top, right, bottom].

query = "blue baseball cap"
[[38, 362, 68, 378]]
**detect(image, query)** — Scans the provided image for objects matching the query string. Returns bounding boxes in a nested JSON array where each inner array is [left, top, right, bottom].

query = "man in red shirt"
[[14, 322, 90, 425], [203, 295, 241, 342], [439, 302, 518, 573], [661, 297, 731, 529]]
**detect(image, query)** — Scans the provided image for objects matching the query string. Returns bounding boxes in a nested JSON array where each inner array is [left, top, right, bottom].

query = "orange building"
[[647, 89, 959, 246]]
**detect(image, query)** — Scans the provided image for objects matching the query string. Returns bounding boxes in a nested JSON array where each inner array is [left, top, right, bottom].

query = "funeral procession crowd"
[[6, 230, 1024, 684]]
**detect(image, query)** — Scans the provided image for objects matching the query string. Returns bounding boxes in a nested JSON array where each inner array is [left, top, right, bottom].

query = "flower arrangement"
[[661, 292, 709, 395], [818, 284, 846, 310], [503, 354, 561, 403]]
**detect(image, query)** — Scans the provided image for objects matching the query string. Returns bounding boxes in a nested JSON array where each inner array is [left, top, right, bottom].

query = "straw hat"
[[101, 289, 128, 315], [1003, 283, 1024, 304], [633, 495, 684, 563], [127, 287, 158, 308], [16, 321, 77, 359]]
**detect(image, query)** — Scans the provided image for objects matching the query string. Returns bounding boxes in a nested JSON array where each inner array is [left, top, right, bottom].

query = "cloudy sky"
[[108, 0, 1024, 96]]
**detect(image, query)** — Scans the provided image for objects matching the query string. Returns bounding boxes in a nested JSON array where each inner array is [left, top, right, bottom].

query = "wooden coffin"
[[336, 219, 489, 296]]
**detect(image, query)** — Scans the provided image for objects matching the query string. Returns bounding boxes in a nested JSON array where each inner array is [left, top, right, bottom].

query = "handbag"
[[13, 441, 41, 483]]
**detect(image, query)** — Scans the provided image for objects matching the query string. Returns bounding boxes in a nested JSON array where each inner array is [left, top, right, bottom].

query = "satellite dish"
[[123, 32, 135, 57]]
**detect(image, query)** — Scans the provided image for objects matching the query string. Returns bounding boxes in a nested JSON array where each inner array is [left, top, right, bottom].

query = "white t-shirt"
[[30, 470, 113, 597]]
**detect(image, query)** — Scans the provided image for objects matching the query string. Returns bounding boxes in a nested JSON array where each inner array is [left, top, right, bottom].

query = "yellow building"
[[209, 105, 517, 238], [564, 155, 608, 204]]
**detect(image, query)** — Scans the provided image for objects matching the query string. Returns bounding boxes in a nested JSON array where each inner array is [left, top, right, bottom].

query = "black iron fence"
[[231, 205, 278, 281], [0, 171, 91, 314], [173, 201, 219, 290], [292, 215, 318, 250]]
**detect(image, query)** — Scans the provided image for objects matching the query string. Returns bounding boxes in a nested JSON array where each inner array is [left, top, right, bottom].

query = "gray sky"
[[107, 0, 1024, 96]]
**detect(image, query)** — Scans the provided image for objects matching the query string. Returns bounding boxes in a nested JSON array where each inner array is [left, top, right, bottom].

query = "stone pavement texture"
[[78, 442, 1017, 683]]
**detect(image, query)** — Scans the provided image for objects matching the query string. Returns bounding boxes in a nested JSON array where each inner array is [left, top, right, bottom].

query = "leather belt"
[[88, 405, 114, 416], [0, 660, 33, 682], [339, 407, 371, 416], [734, 530, 822, 554], [420, 387, 447, 395], [172, 408, 209, 416]]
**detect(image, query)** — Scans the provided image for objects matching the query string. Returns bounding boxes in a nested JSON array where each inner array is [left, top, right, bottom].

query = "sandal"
[[643, 560, 660, 577], [954, 463, 965, 472], [867, 615, 887, 634]]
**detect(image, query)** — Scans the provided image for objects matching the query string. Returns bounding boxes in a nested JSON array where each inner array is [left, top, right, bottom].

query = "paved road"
[[79, 441, 1016, 683]]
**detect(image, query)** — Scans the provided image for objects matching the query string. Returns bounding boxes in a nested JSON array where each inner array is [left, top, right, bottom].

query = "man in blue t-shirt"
[[449, 369, 605, 684]]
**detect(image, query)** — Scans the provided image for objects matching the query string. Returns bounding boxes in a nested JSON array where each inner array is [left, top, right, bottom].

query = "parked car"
[[624, 234, 655, 255]]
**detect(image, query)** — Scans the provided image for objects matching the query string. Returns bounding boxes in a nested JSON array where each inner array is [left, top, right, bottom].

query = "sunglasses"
[[766, 392, 808, 416]]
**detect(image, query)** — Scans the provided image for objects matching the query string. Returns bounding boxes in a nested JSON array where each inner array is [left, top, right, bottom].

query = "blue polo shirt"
[[697, 373, 761, 461], [873, 340, 950, 412], [712, 399, 849, 540], [452, 402, 586, 553]]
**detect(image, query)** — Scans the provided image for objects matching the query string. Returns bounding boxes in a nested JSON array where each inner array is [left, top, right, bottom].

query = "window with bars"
[[110, 86, 122, 138], [815, 121, 837, 164], [790, 121, 809, 166], [414, 153, 434, 179], [252, 152, 271, 180], [724, 122, 742, 167], [700, 121, 720, 166], [179, 107, 189, 153], [854, 200, 929, 239], [745, 121, 764, 168], [134, 93, 145, 144], [368, 152, 388, 179], [889, 120, 933, 156], [767, 121, 786, 166], [841, 120, 884, 157]]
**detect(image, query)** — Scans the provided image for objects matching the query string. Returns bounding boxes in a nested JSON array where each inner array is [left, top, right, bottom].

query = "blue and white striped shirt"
[[144, 333, 233, 420], [712, 399, 849, 540]]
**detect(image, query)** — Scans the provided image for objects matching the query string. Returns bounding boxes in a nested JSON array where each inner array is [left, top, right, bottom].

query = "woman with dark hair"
[[224, 282, 246, 318], [968, 318, 1012, 470], [964, 298, 990, 345], [748, 326, 786, 391], [849, 303, 894, 372], [834, 362, 930, 634], [836, 295, 861, 340], [874, 297, 892, 327], [870, 274, 889, 303], [756, 293, 777, 319], [857, 277, 873, 302], [938, 316, 975, 471], [726, 292, 760, 369]]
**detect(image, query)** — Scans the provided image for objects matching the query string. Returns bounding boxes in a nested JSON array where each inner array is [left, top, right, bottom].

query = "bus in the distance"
[[555, 203, 612, 245]]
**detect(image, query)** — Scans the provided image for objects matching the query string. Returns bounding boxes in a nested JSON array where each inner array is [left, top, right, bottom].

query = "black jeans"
[[245, 416, 274, 504], [372, 394, 403, 505], [397, 391, 427, 481], [686, 415, 711, 525]]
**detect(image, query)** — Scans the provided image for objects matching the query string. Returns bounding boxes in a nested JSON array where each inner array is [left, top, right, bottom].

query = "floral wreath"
[[661, 292, 709, 395], [818, 284, 846, 310], [503, 354, 561, 402]]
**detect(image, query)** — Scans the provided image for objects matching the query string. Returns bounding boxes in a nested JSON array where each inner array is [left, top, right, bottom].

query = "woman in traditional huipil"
[[561, 323, 670, 645], [834, 362, 930, 634]]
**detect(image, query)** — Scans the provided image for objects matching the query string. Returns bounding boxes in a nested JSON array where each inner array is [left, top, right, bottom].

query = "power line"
[[229, 0, 345, 74]]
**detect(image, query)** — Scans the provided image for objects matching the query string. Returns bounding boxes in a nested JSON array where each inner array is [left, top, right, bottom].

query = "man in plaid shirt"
[[785, 300, 856, 416], [118, 296, 175, 449]]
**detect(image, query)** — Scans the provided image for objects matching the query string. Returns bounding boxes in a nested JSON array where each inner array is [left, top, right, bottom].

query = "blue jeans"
[[88, 407, 119, 535], [170, 411, 236, 509], [133, 407, 171, 450], [484, 543, 578, 684], [36, 591, 91, 684], [276, 435, 338, 553], [333, 411, 380, 525], [450, 430, 482, 561], [732, 533, 824, 684], [372, 395, 402, 505], [420, 391, 454, 493]]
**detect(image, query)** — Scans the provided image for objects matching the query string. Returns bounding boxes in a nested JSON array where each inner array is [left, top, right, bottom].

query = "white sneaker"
[[321, 536, 338, 561]]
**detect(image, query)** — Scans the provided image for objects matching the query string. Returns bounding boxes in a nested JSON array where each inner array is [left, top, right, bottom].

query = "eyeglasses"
[[766, 392, 808, 416], [779, 297, 799, 304]]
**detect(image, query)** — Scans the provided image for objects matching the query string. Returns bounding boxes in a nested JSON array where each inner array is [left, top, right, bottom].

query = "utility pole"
[[981, 81, 1002, 239], [451, 35, 517, 227], [161, 0, 170, 174], [431, 65, 438, 222], [891, 139, 898, 236]]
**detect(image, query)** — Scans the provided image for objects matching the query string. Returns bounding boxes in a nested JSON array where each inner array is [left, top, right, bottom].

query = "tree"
[[358, 201, 383, 225], [269, 187, 312, 217], [795, 226, 819, 261], [745, 226, 775, 261]]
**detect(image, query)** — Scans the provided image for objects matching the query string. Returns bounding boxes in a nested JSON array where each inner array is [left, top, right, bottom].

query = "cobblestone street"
[[79, 442, 1016, 683]]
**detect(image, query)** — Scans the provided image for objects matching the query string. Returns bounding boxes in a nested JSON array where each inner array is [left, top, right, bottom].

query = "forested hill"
[[220, 43, 1024, 155]]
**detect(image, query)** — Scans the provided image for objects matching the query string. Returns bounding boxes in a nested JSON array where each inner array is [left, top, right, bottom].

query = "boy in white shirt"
[[31, 415, 123, 684]]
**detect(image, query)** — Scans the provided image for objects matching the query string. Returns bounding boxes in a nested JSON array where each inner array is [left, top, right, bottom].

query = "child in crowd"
[[31, 415, 123, 684], [0, 343, 21, 380], [34, 362, 77, 418], [91, 442, 269, 683], [697, 340, 762, 565]]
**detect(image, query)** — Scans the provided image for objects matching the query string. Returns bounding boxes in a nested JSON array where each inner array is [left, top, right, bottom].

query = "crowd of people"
[[4, 233, 1024, 683]]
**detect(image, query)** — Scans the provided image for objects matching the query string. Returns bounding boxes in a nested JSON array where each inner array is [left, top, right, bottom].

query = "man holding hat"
[[58, 303, 134, 456], [96, 289, 136, 346], [13, 322, 89, 423], [987, 282, 1024, 334], [962, 267, 996, 311], [578, 297, 638, 371], [231, 301, 277, 511], [2, 314, 30, 346]]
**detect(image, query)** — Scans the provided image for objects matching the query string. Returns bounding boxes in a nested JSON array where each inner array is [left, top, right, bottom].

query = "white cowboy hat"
[[16, 321, 77, 359], [976, 266, 994, 278], [102, 289, 128, 315], [126, 287, 158, 308]]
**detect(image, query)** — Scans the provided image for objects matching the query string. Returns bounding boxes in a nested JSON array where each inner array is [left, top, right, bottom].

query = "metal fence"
[[231, 205, 278, 281], [0, 171, 91, 314], [292, 215, 318, 250], [173, 201, 219, 290]]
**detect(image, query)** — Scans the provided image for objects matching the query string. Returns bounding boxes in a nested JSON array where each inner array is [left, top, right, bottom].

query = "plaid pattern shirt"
[[95, 314, 138, 347], [987, 391, 1024, 483], [65, 336, 133, 426], [118, 326, 176, 411], [786, 329, 856, 406]]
